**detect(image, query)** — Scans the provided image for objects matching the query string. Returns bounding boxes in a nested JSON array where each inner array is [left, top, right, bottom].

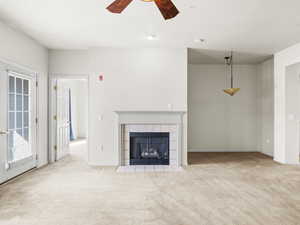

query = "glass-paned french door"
[[8, 74, 32, 163], [0, 65, 37, 184]]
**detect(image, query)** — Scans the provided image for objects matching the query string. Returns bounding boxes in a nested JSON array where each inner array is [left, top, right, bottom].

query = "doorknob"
[[0, 130, 9, 135]]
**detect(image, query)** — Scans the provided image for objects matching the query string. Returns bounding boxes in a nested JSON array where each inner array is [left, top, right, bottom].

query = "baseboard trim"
[[261, 151, 274, 157], [188, 149, 259, 153]]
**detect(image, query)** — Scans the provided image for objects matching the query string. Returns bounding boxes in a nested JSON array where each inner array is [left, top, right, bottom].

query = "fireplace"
[[130, 132, 169, 165]]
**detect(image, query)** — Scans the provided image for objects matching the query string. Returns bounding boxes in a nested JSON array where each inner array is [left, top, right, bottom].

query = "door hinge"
[[53, 115, 57, 120], [54, 145, 57, 151], [35, 118, 38, 124], [36, 81, 38, 87], [36, 155, 38, 160], [54, 85, 57, 91]]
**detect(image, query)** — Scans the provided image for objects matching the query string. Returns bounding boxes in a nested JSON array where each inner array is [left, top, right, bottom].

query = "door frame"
[[48, 74, 90, 163], [0, 59, 39, 184]]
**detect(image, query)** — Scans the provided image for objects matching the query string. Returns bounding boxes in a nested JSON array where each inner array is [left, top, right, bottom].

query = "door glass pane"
[[23, 80, 29, 94], [16, 94, 22, 111], [9, 76, 15, 93], [24, 112, 29, 127], [23, 95, 29, 111], [16, 78, 22, 94], [24, 128, 29, 141], [9, 94, 15, 111], [9, 112, 15, 129], [8, 131, 14, 148], [16, 128, 22, 136], [8, 130, 31, 163], [16, 112, 22, 129], [7, 131, 14, 162]]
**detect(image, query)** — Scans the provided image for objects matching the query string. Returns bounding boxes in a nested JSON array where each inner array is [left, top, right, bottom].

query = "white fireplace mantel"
[[114, 110, 186, 167], [115, 110, 186, 124]]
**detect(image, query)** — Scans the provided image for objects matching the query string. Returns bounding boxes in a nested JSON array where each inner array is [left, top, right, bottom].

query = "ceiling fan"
[[106, 0, 179, 20]]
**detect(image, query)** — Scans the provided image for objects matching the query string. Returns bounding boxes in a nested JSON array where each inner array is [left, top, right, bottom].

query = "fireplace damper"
[[130, 132, 169, 165]]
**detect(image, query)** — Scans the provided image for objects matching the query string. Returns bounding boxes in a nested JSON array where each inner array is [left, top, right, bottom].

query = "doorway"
[[0, 64, 38, 183], [49, 75, 89, 163]]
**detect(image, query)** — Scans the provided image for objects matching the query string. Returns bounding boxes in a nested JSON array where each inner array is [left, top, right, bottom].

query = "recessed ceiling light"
[[147, 34, 158, 41]]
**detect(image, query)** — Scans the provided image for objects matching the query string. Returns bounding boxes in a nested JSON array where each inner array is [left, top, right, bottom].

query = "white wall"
[[188, 64, 260, 152], [0, 21, 48, 167], [257, 59, 274, 157], [49, 48, 188, 166], [274, 42, 300, 164], [285, 63, 300, 161]]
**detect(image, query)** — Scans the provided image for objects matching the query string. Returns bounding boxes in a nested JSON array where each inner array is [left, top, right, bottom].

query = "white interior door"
[[55, 79, 70, 160], [0, 65, 37, 183]]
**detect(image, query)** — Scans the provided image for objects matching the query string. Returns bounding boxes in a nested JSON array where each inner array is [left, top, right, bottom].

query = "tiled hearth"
[[115, 111, 185, 172], [117, 165, 183, 173]]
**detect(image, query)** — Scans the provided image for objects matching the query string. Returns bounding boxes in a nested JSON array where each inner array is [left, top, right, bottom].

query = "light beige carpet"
[[1, 152, 300, 225]]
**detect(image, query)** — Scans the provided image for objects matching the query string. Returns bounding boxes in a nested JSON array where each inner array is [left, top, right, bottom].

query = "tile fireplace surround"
[[115, 111, 186, 172]]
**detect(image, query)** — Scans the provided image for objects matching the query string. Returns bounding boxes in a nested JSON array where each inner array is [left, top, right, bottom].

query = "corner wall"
[[0, 21, 48, 167], [257, 59, 274, 157], [188, 61, 274, 155], [188, 64, 260, 152], [274, 43, 300, 164], [284, 63, 300, 163]]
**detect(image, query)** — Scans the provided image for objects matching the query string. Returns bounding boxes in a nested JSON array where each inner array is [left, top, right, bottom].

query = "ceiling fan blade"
[[106, 0, 133, 13], [154, 0, 179, 20]]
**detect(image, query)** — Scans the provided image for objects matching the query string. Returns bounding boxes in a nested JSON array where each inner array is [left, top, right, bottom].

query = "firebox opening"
[[130, 132, 169, 165]]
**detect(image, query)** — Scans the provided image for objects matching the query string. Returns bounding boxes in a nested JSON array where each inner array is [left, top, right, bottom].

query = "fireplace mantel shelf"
[[115, 110, 185, 125]]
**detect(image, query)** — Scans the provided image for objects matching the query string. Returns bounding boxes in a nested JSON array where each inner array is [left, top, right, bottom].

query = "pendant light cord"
[[224, 52, 233, 89], [230, 51, 233, 88], [223, 51, 240, 96]]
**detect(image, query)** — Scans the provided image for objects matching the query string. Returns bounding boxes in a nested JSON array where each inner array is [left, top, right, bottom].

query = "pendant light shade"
[[223, 52, 240, 96], [223, 87, 240, 96]]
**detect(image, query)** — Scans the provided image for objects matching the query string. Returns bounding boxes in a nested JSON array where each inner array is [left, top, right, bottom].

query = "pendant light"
[[223, 52, 240, 96]]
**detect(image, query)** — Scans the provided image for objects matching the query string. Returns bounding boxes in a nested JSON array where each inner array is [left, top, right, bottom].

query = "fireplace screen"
[[130, 132, 169, 165]]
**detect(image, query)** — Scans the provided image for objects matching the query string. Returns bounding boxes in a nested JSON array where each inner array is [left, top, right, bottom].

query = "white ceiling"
[[0, 0, 300, 54], [189, 49, 272, 64]]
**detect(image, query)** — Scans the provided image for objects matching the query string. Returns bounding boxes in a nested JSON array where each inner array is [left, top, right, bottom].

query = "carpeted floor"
[[1, 149, 300, 225]]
